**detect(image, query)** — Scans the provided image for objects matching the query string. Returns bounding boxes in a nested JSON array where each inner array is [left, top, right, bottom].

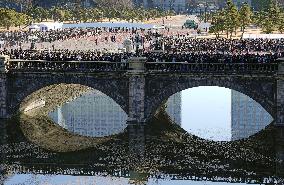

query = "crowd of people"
[[145, 52, 280, 63], [0, 47, 281, 65], [1, 28, 284, 64], [0, 27, 149, 44], [1, 49, 132, 62], [0, 28, 161, 52], [163, 37, 284, 53], [0, 48, 280, 64], [148, 36, 284, 63]]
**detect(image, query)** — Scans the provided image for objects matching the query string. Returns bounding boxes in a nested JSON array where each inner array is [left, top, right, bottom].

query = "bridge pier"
[[127, 57, 147, 123], [0, 56, 9, 119], [275, 127, 284, 176], [127, 121, 145, 161], [277, 60, 284, 126]]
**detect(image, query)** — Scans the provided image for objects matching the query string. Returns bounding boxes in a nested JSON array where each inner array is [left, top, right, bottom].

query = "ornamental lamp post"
[[28, 35, 38, 50], [134, 34, 143, 56]]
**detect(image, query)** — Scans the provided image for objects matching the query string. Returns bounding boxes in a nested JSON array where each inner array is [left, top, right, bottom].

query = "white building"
[[28, 24, 40, 32], [198, 22, 211, 32], [30, 22, 63, 32]]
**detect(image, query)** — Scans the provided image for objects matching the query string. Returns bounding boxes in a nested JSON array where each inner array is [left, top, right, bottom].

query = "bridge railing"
[[6, 60, 279, 74], [7, 60, 129, 72], [145, 62, 278, 74]]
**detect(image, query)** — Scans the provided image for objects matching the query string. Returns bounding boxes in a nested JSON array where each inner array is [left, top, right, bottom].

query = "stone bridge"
[[0, 56, 284, 125]]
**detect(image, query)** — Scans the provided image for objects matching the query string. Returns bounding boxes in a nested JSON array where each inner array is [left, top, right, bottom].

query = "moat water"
[[48, 86, 273, 141], [0, 86, 281, 185]]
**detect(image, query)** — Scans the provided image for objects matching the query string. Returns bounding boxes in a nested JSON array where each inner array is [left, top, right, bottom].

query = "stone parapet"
[[128, 57, 146, 73], [0, 55, 9, 73], [0, 73, 7, 118], [277, 58, 284, 76], [276, 79, 284, 126]]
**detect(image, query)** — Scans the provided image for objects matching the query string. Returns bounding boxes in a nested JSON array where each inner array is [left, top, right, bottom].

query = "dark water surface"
[[0, 86, 282, 185]]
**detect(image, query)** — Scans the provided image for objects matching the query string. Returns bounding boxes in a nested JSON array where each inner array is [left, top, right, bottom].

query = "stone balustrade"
[[2, 59, 279, 75]]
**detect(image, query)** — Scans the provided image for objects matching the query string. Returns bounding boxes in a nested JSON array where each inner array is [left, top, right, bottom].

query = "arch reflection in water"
[[165, 92, 182, 125], [231, 90, 273, 140], [48, 90, 182, 138], [48, 90, 128, 137], [166, 87, 273, 141]]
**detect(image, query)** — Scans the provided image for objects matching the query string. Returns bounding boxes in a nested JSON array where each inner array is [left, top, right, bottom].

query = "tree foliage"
[[209, 0, 284, 37], [0, 8, 30, 29], [209, 10, 226, 38], [255, 1, 282, 33], [224, 0, 240, 38], [24, 5, 174, 23], [239, 2, 252, 34], [94, 0, 133, 8]]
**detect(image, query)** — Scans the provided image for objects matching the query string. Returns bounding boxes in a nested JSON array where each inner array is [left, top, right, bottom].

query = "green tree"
[[239, 3, 253, 37], [252, 11, 264, 27], [268, 0, 281, 24], [262, 15, 274, 33], [256, 1, 282, 33], [224, 0, 240, 38], [0, 8, 17, 30], [14, 13, 30, 28], [50, 7, 65, 21], [102, 7, 116, 21], [277, 12, 284, 33], [40, 7, 49, 21], [209, 10, 226, 38], [63, 9, 72, 22]]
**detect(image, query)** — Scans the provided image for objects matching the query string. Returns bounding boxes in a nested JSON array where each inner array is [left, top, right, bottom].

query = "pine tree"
[[0, 8, 17, 30], [224, 0, 240, 38], [262, 15, 274, 33], [209, 10, 226, 38], [239, 2, 252, 37], [257, 0, 282, 33], [277, 12, 284, 33], [268, 0, 281, 25]]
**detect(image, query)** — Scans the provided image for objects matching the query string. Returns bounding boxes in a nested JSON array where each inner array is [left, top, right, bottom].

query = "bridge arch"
[[145, 76, 276, 121], [7, 73, 129, 117]]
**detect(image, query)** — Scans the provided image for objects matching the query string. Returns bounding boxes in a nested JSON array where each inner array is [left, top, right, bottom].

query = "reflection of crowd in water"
[[0, 116, 282, 184]]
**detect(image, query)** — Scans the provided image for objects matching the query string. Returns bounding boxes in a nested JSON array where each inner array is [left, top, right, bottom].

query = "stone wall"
[[0, 73, 7, 118], [0, 70, 279, 124], [277, 79, 284, 125], [5, 73, 129, 118], [128, 75, 145, 122], [145, 75, 276, 121]]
